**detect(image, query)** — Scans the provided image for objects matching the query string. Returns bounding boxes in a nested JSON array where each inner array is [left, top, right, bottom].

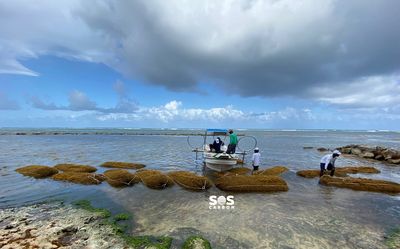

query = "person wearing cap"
[[320, 150, 341, 177], [252, 147, 261, 171], [226, 129, 238, 154]]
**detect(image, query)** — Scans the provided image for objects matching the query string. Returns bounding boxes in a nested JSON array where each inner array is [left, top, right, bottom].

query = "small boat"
[[192, 129, 240, 172]]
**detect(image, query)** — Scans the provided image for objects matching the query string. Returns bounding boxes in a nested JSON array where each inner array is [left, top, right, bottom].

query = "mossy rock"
[[297, 166, 380, 179], [54, 163, 97, 173], [16, 165, 58, 178], [52, 172, 105, 185], [124, 235, 173, 249], [215, 167, 251, 177], [136, 170, 174, 189], [114, 213, 131, 221], [254, 166, 288, 176], [101, 161, 146, 169], [319, 175, 400, 194], [215, 175, 288, 192], [104, 169, 140, 187], [73, 200, 111, 218], [168, 171, 212, 190], [182, 235, 212, 249]]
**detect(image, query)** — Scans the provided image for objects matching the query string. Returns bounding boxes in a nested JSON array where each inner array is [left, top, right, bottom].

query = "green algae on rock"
[[319, 175, 400, 194], [100, 161, 146, 169], [104, 169, 140, 187], [254, 166, 289, 176], [125, 235, 173, 249], [136, 170, 174, 189], [73, 200, 111, 218], [113, 213, 131, 221], [52, 172, 105, 185], [182, 236, 212, 249], [167, 171, 212, 190], [215, 175, 289, 192], [385, 227, 400, 249], [16, 165, 59, 178], [54, 163, 97, 173]]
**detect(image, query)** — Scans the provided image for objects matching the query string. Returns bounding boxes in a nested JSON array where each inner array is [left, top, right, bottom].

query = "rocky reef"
[[15, 165, 58, 178], [54, 163, 97, 173], [0, 201, 213, 249], [215, 175, 289, 192], [337, 145, 400, 164], [101, 161, 146, 169], [319, 175, 400, 194], [297, 166, 380, 178]]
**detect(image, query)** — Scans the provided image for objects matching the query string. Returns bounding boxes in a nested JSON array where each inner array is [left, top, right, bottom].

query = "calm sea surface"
[[1, 129, 399, 248]]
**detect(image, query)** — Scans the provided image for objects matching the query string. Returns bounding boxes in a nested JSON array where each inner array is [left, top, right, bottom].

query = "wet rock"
[[361, 152, 375, 159], [337, 145, 400, 165], [54, 163, 97, 173], [303, 146, 314, 149], [388, 159, 400, 164], [317, 147, 328, 152], [100, 161, 145, 169], [52, 172, 105, 185], [215, 175, 288, 192], [319, 175, 400, 194], [254, 166, 288, 176], [16, 165, 59, 178], [103, 169, 140, 187], [136, 170, 174, 189], [167, 171, 212, 190], [351, 148, 362, 155]]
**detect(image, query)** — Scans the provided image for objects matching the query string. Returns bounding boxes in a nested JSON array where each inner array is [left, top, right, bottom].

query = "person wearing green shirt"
[[226, 129, 238, 154]]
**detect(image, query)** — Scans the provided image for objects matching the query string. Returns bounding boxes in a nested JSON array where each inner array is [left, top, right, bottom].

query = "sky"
[[0, 0, 400, 130]]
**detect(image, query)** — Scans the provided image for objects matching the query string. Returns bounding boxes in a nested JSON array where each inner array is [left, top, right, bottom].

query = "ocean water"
[[0, 129, 399, 248]]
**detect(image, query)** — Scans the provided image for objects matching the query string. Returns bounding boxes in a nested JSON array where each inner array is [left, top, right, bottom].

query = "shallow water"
[[0, 129, 399, 248]]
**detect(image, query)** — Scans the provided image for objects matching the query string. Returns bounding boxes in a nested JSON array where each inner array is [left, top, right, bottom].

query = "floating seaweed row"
[[15, 162, 400, 194]]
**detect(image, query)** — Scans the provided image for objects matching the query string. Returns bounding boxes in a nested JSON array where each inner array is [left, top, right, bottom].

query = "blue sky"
[[1, 1, 400, 130]]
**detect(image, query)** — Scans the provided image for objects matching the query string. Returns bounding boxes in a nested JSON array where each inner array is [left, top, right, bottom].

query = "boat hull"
[[204, 152, 238, 172]]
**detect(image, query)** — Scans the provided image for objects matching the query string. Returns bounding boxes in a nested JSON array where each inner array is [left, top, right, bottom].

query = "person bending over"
[[320, 150, 341, 177]]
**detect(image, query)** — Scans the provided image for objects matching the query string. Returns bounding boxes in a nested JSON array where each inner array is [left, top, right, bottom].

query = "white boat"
[[203, 144, 239, 172]]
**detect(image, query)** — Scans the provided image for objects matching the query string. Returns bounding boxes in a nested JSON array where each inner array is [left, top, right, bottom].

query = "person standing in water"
[[226, 129, 238, 154], [320, 150, 341, 177], [252, 147, 261, 171]]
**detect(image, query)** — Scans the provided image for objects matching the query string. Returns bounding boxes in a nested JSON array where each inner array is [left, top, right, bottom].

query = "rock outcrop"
[[254, 166, 289, 176], [337, 145, 400, 164]]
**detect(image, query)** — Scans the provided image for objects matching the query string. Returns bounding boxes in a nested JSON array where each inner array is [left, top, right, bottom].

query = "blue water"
[[0, 129, 399, 248]]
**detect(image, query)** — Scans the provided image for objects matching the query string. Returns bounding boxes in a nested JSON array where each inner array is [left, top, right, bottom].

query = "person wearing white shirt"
[[320, 150, 341, 177], [252, 147, 261, 171]]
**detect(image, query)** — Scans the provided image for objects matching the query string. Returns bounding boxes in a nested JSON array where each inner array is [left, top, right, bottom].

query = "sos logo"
[[209, 195, 235, 210]]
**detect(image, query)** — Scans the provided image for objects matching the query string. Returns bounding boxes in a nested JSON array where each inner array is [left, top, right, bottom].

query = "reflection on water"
[[0, 130, 399, 248]]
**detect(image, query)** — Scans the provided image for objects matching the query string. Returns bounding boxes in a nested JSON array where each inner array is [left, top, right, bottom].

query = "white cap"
[[333, 150, 341, 155], [255, 147, 259, 150]]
